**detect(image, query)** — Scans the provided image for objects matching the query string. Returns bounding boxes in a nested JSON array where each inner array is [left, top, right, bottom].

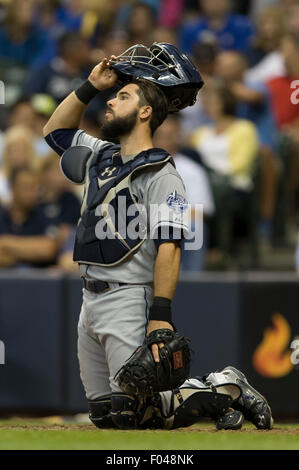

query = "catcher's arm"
[[147, 241, 181, 362]]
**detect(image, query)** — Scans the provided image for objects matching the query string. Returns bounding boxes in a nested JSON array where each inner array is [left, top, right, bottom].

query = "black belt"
[[82, 277, 127, 294]]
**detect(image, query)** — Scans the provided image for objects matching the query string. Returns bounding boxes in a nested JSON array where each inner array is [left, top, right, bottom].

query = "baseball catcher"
[[107, 42, 201, 399], [43, 41, 273, 431]]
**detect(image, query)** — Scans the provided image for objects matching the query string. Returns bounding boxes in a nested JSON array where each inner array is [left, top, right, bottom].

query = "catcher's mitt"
[[115, 329, 191, 396]]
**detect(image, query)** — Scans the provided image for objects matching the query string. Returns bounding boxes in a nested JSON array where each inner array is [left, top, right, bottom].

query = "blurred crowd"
[[1, 0, 299, 273]]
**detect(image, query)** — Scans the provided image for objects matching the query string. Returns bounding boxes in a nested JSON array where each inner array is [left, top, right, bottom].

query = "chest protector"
[[62, 144, 172, 267]]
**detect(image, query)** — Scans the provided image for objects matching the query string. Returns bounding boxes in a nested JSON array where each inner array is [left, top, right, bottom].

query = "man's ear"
[[139, 105, 152, 121]]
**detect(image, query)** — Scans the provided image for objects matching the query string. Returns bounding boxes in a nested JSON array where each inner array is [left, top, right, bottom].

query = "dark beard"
[[100, 109, 138, 143]]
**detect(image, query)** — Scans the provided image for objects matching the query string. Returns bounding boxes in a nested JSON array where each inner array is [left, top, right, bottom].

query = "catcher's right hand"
[[88, 56, 118, 91]]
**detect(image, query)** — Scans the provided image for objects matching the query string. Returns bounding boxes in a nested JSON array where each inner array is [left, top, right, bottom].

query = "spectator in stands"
[[0, 125, 37, 204], [250, 0, 280, 19], [57, 226, 78, 273], [180, 0, 254, 54], [30, 94, 58, 157], [158, 0, 184, 28], [38, 152, 81, 247], [251, 0, 297, 19], [0, 167, 59, 268], [154, 115, 215, 272], [114, 1, 159, 32], [190, 80, 258, 258], [39, 0, 83, 36], [268, 34, 299, 216], [281, 0, 299, 17], [287, 4, 299, 41], [268, 34, 299, 132], [215, 50, 280, 239], [3, 95, 57, 159], [179, 39, 217, 141], [100, 30, 130, 59], [191, 80, 258, 192], [8, 98, 36, 130], [0, 98, 36, 155], [127, 2, 157, 46], [38, 0, 120, 48], [0, 0, 56, 67], [25, 32, 92, 103], [152, 26, 178, 46], [245, 5, 286, 83]]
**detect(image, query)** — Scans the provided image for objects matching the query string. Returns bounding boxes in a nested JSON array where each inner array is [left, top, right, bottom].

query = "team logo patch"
[[173, 350, 183, 369], [166, 190, 188, 213]]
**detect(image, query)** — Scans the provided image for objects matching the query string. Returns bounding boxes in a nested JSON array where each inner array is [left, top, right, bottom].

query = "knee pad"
[[110, 393, 139, 429], [88, 394, 115, 429]]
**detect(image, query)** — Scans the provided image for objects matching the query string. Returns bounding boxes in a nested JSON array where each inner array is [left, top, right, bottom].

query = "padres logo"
[[167, 190, 188, 213]]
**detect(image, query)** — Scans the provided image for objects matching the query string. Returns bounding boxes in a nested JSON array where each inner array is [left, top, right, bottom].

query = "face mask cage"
[[110, 43, 178, 73], [110, 43, 203, 111]]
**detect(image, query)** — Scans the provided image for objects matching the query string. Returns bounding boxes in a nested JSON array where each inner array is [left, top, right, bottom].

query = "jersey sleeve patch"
[[166, 190, 188, 213]]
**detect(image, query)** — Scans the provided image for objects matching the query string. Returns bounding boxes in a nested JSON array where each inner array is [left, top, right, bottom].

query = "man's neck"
[[119, 129, 153, 162]]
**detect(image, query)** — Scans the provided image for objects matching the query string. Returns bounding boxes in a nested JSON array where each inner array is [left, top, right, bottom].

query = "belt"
[[82, 277, 127, 294]]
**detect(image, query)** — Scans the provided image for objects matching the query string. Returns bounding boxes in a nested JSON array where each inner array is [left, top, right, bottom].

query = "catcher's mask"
[[110, 42, 204, 113]]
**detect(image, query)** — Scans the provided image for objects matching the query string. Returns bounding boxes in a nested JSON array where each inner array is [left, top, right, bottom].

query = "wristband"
[[148, 296, 173, 325], [75, 80, 99, 104]]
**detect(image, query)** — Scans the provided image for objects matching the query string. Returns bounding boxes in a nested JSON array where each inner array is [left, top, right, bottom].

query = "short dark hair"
[[130, 78, 169, 135]]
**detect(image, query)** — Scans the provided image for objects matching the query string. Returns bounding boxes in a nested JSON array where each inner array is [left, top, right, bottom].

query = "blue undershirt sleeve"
[[153, 226, 183, 250], [44, 128, 78, 156]]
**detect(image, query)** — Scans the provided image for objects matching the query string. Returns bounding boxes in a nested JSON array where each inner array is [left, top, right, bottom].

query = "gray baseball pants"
[[77, 283, 209, 418], [77, 284, 153, 399]]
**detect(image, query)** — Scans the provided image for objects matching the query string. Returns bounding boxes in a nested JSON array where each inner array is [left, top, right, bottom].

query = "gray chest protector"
[[61, 143, 172, 266]]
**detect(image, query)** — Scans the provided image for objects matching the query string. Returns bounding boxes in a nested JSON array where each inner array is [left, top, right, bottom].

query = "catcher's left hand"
[[114, 329, 191, 396], [147, 320, 173, 362]]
